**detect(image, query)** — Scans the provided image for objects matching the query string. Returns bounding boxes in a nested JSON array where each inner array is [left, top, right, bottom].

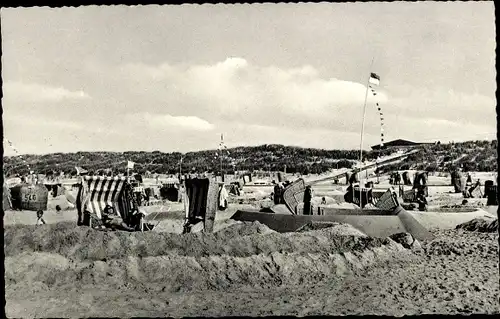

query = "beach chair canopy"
[[351, 186, 374, 208], [77, 176, 136, 221], [9, 184, 49, 211], [3, 180, 12, 211], [184, 177, 219, 232], [282, 178, 306, 214], [374, 188, 399, 211]]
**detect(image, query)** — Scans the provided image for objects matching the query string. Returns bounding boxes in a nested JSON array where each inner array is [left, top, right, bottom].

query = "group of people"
[[79, 205, 147, 232], [389, 172, 402, 185], [271, 180, 316, 215], [271, 180, 292, 205]]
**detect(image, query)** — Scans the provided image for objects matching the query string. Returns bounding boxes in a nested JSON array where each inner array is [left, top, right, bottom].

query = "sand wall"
[[5, 221, 413, 294]]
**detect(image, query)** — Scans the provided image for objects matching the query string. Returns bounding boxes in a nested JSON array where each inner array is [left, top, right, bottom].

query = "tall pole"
[[220, 133, 224, 182], [220, 153, 223, 182], [359, 57, 375, 210], [179, 156, 183, 181]]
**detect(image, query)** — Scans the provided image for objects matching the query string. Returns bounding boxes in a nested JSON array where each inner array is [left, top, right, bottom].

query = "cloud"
[[3, 81, 90, 103], [5, 114, 85, 131], [386, 84, 496, 127], [94, 57, 495, 143], [115, 58, 389, 132], [125, 112, 215, 131]]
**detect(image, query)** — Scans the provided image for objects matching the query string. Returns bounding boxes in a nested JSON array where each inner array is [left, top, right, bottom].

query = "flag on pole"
[[369, 72, 380, 86], [127, 161, 135, 169], [219, 134, 230, 155]]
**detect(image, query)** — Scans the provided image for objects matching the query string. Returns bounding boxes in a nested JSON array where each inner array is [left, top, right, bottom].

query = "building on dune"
[[371, 139, 434, 151]]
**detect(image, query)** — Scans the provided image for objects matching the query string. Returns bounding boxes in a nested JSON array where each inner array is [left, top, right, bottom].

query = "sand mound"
[[214, 220, 276, 236], [455, 218, 498, 233], [5, 233, 411, 294], [4, 221, 404, 261], [47, 195, 75, 210], [5, 236, 410, 294], [433, 205, 482, 213], [389, 233, 422, 250], [4, 220, 418, 294], [296, 221, 367, 237], [423, 229, 498, 257]]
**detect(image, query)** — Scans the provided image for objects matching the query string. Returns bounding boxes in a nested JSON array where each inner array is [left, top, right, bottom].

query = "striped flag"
[[369, 73, 380, 86]]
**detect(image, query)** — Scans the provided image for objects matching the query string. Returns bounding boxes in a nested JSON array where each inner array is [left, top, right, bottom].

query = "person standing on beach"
[[36, 210, 46, 225], [278, 183, 285, 204], [416, 188, 427, 211], [273, 182, 281, 205], [303, 185, 313, 215]]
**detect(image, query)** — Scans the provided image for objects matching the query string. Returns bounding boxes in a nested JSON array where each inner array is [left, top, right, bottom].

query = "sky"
[[1, 2, 496, 156]]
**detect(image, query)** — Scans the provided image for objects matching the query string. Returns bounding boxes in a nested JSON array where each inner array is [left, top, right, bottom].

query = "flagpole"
[[359, 56, 375, 210], [220, 134, 223, 182], [179, 156, 183, 181]]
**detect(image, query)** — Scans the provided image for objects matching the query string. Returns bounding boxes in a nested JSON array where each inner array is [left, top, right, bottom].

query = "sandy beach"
[[4, 191, 499, 317]]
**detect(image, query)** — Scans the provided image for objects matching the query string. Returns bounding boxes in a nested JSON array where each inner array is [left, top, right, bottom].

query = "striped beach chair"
[[77, 176, 137, 228], [374, 188, 400, 211], [183, 177, 219, 233], [282, 178, 306, 214]]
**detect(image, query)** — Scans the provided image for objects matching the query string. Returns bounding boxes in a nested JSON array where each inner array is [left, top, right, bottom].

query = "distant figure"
[[273, 183, 281, 205], [279, 183, 285, 204], [467, 179, 482, 198], [395, 172, 401, 185], [55, 205, 62, 214], [321, 197, 327, 205], [102, 205, 135, 231], [466, 174, 472, 187], [415, 188, 427, 211], [303, 185, 313, 215], [349, 172, 358, 185], [36, 210, 46, 225], [402, 172, 412, 186], [451, 169, 462, 193]]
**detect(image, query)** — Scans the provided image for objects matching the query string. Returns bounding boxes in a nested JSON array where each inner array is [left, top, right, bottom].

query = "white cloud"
[[3, 81, 90, 103], [5, 114, 85, 130], [115, 58, 390, 133], [386, 84, 496, 126], [125, 112, 215, 131]]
